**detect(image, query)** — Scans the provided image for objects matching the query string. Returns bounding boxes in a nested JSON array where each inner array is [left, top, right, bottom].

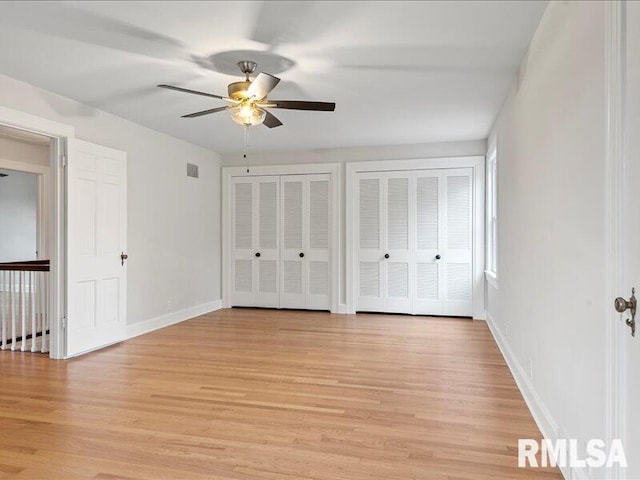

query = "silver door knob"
[[614, 288, 636, 337]]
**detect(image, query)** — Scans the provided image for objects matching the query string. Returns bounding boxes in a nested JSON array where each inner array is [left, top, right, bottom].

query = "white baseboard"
[[485, 312, 569, 477], [126, 299, 222, 340]]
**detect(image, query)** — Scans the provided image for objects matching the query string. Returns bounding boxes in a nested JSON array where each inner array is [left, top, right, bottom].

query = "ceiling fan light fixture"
[[230, 103, 266, 126]]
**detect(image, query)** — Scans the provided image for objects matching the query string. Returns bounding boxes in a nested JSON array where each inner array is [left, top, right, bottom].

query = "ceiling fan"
[[158, 60, 335, 129]]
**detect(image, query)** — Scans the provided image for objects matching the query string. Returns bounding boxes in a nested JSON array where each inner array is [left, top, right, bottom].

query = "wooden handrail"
[[0, 260, 50, 272]]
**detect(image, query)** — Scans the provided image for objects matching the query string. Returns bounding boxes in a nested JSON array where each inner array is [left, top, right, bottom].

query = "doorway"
[[0, 125, 52, 353]]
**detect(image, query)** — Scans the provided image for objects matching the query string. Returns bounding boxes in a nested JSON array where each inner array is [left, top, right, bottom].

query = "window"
[[486, 142, 498, 283]]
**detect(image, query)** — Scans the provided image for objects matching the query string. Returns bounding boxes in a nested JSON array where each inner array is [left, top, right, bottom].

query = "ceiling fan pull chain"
[[244, 125, 250, 173]]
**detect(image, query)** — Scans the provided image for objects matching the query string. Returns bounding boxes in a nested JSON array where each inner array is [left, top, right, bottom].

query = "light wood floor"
[[0, 309, 561, 479]]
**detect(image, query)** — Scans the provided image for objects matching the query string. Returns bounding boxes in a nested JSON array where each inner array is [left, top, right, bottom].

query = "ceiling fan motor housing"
[[228, 81, 252, 100]]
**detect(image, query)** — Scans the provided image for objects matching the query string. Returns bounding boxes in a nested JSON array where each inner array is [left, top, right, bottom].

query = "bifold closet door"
[[280, 174, 331, 310], [356, 172, 412, 313], [355, 168, 473, 316], [231, 176, 279, 307], [440, 168, 473, 316], [413, 168, 473, 316]]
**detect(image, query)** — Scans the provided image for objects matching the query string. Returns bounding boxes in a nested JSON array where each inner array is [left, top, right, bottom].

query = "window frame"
[[485, 142, 498, 287]]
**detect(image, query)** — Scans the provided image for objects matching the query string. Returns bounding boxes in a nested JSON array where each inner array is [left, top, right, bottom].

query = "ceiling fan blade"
[[267, 100, 335, 112], [247, 73, 281, 100], [263, 111, 283, 128], [182, 106, 229, 118], [158, 84, 228, 101]]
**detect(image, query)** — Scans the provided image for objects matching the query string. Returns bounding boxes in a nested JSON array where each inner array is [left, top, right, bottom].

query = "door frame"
[[221, 163, 341, 313], [345, 156, 485, 318], [604, 2, 625, 478], [0, 105, 74, 359]]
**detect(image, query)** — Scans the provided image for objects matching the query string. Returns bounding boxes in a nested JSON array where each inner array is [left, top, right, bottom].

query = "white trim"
[[222, 163, 341, 313], [485, 269, 499, 290], [604, 3, 625, 480], [126, 300, 222, 340], [485, 312, 568, 476], [0, 106, 74, 360], [0, 105, 74, 138], [345, 156, 485, 318]]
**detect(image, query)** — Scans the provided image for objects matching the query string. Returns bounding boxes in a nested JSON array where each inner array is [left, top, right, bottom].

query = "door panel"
[[414, 172, 443, 314], [442, 170, 473, 316], [306, 175, 331, 310], [280, 174, 331, 310], [231, 176, 279, 307], [66, 139, 126, 357], [280, 175, 306, 308], [384, 174, 412, 313], [357, 175, 384, 311], [622, 4, 640, 476], [255, 179, 279, 306]]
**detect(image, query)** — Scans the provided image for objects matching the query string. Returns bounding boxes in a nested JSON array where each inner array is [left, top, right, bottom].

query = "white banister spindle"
[[10, 271, 16, 351], [42, 272, 48, 353], [30, 271, 36, 352], [20, 271, 26, 352], [1, 271, 6, 350]]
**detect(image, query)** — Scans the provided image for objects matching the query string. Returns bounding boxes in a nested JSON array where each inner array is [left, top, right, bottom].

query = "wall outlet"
[[504, 324, 509, 339], [167, 299, 173, 312], [528, 358, 534, 381]]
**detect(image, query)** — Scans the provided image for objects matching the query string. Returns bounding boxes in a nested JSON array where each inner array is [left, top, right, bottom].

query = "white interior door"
[[305, 174, 331, 310], [356, 172, 411, 313], [384, 173, 412, 313], [356, 174, 384, 312], [414, 171, 444, 315], [620, 4, 640, 476], [280, 175, 306, 308], [441, 168, 473, 316], [66, 139, 127, 357], [231, 176, 279, 307]]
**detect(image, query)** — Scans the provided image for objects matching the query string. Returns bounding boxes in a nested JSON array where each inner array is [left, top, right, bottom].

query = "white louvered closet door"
[[231, 176, 279, 307], [356, 173, 412, 313], [356, 174, 384, 312], [279, 174, 331, 310], [414, 171, 444, 315], [384, 173, 412, 313], [441, 168, 473, 316], [280, 175, 306, 308], [306, 175, 331, 310]]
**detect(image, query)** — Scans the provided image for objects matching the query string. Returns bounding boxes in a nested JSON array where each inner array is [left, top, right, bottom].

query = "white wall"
[[486, 2, 606, 478], [0, 73, 222, 326], [222, 140, 486, 306], [0, 169, 38, 262]]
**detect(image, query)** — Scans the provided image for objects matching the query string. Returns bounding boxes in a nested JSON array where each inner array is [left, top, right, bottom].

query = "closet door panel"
[[231, 178, 257, 306], [356, 174, 384, 311], [280, 175, 307, 308], [255, 178, 279, 307], [414, 172, 444, 315], [442, 169, 473, 316], [306, 175, 331, 310], [384, 174, 412, 313]]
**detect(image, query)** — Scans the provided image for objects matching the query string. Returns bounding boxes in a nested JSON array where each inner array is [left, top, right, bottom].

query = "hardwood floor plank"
[[0, 309, 561, 479]]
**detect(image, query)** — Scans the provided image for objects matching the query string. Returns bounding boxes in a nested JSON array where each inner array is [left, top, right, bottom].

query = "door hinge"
[[61, 316, 67, 329], [60, 153, 67, 168]]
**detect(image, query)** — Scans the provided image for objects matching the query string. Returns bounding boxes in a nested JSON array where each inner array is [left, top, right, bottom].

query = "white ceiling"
[[0, 1, 547, 154]]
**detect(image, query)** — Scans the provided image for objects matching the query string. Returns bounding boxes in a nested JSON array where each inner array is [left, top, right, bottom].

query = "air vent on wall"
[[187, 163, 199, 179]]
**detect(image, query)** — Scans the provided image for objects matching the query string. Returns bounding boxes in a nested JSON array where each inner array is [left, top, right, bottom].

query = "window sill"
[[485, 270, 499, 290]]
